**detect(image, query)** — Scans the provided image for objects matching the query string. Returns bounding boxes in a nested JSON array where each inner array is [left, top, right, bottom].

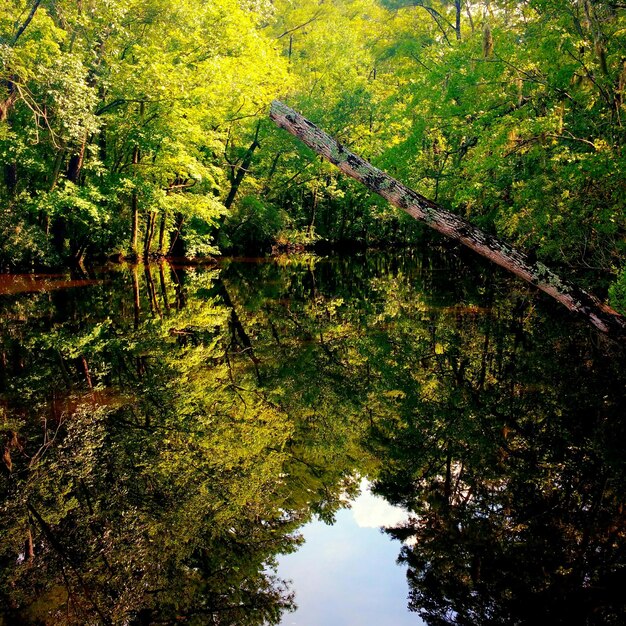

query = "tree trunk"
[[224, 121, 262, 210], [49, 149, 65, 191], [132, 265, 141, 330], [130, 102, 145, 257], [130, 145, 140, 257], [159, 262, 170, 313], [11, 0, 42, 46], [25, 527, 35, 562], [144, 265, 161, 317], [265, 151, 282, 191], [66, 131, 88, 184], [79, 355, 93, 389], [143, 211, 156, 259], [171, 268, 185, 310], [307, 186, 318, 234], [168, 214, 185, 256], [158, 212, 167, 255], [269, 100, 626, 340]]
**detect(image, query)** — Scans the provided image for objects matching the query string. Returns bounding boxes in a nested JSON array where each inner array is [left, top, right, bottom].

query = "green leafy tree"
[[0, 0, 289, 267]]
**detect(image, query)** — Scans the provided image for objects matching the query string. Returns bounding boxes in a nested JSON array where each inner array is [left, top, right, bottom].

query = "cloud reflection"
[[351, 478, 411, 529]]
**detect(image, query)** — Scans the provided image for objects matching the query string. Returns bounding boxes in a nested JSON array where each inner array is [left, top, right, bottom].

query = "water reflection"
[[278, 480, 417, 626], [0, 250, 625, 625]]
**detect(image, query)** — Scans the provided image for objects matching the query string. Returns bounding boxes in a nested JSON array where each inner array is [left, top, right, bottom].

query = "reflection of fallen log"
[[269, 100, 626, 340]]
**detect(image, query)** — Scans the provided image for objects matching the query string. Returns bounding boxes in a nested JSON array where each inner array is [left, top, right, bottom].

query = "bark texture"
[[269, 100, 626, 340]]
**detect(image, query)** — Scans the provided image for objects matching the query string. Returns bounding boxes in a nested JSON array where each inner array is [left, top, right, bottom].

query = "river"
[[1, 248, 625, 625]]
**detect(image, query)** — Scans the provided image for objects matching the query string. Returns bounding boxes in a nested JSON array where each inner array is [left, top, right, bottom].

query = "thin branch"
[[166, 180, 197, 191], [565, 48, 612, 108], [413, 1, 456, 33], [488, 54, 578, 105], [95, 99, 127, 116], [14, 82, 61, 147], [276, 11, 324, 40], [11, 0, 42, 46], [547, 131, 597, 150], [503, 135, 541, 157], [418, 5, 453, 46], [409, 52, 435, 73]]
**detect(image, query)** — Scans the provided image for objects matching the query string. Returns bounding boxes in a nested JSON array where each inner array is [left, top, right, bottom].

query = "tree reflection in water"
[[1, 250, 625, 625]]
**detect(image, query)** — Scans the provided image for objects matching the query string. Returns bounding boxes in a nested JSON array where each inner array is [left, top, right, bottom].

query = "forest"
[[2, 0, 626, 312], [4, 3, 626, 622]]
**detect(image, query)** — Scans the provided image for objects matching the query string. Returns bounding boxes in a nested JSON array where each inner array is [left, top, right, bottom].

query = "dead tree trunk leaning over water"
[[269, 100, 626, 341]]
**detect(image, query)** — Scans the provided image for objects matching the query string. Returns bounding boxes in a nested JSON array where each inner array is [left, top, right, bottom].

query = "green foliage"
[[0, 0, 288, 265], [2, 0, 626, 308], [609, 266, 626, 314], [218, 0, 626, 298], [221, 194, 287, 251]]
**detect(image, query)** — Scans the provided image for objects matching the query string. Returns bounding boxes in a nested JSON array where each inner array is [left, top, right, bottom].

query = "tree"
[[0, 0, 289, 266], [269, 100, 626, 339]]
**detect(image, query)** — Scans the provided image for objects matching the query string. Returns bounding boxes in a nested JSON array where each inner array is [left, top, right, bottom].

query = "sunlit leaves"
[[0, 0, 290, 263]]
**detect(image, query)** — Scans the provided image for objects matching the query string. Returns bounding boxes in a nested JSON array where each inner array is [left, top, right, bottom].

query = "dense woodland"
[[4, 3, 626, 623], [2, 0, 626, 311]]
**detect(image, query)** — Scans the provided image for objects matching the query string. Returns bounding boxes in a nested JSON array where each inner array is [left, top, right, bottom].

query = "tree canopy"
[[2, 0, 626, 308]]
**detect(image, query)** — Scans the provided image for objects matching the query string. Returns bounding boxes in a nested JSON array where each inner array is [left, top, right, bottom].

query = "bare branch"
[[11, 0, 43, 46], [276, 10, 324, 40]]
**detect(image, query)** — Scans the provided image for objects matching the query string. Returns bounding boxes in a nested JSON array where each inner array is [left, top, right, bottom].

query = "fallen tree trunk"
[[269, 100, 626, 340]]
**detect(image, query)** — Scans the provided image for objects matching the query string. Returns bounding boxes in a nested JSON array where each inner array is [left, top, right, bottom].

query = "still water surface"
[[278, 480, 419, 626], [1, 249, 625, 625]]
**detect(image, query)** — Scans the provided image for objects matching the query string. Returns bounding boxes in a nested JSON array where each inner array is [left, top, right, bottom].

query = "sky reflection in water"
[[279, 480, 423, 626]]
